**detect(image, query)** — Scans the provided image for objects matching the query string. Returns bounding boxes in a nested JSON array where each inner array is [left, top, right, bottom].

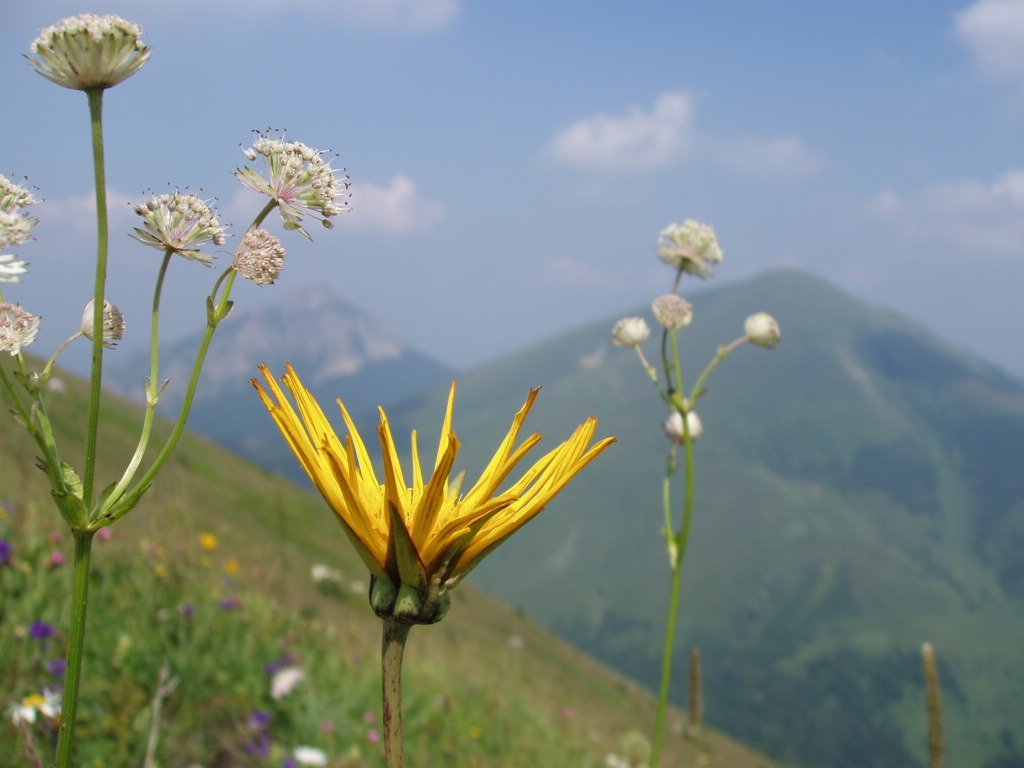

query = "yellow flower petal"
[[253, 366, 616, 605]]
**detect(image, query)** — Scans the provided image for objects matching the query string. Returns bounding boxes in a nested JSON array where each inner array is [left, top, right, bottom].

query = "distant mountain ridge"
[[108, 284, 456, 475]]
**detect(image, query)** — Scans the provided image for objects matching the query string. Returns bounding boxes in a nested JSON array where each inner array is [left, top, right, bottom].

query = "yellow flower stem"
[[97, 249, 173, 519], [82, 87, 109, 508], [381, 618, 412, 768], [55, 529, 96, 768]]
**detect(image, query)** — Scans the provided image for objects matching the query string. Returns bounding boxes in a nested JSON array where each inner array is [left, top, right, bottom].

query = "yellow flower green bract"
[[253, 364, 616, 592]]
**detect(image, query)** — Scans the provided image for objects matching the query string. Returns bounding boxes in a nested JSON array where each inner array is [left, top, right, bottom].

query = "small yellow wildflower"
[[198, 532, 218, 552]]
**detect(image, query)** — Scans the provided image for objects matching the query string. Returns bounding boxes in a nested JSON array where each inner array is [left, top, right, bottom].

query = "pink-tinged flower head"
[[130, 192, 226, 264], [234, 228, 285, 285], [27, 14, 149, 91], [0, 303, 40, 356], [235, 135, 350, 238], [656, 220, 723, 278]]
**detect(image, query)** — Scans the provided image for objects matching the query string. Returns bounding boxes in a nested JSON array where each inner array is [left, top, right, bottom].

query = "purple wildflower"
[[47, 657, 67, 679], [218, 596, 242, 611], [0, 539, 12, 565], [29, 621, 56, 641]]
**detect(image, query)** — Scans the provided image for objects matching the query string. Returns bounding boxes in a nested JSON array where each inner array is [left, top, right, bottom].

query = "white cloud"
[[330, 0, 459, 33], [539, 254, 621, 289], [708, 134, 828, 179], [546, 91, 695, 170], [347, 176, 445, 233], [137, 0, 459, 33], [545, 90, 825, 179], [39, 189, 136, 234], [867, 169, 1024, 255], [955, 0, 1024, 82]]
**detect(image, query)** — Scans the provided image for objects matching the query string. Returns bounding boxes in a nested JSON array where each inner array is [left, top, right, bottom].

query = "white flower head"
[[81, 299, 126, 347], [235, 134, 351, 238], [0, 254, 29, 284], [656, 220, 723, 278], [0, 175, 39, 251], [292, 746, 329, 766], [0, 174, 37, 212], [744, 311, 781, 348], [611, 316, 651, 347], [0, 303, 41, 356], [664, 410, 703, 443], [651, 294, 694, 331], [130, 192, 226, 264], [27, 14, 149, 91], [270, 666, 306, 700], [234, 228, 285, 285]]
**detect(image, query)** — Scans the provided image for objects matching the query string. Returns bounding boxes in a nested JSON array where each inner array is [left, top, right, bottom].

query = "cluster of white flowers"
[[291, 746, 329, 766], [0, 303, 41, 356], [656, 219, 723, 278], [234, 228, 286, 285], [270, 666, 306, 701], [130, 192, 227, 264], [235, 135, 350, 236], [0, 174, 37, 284], [611, 219, 781, 445], [27, 13, 149, 91]]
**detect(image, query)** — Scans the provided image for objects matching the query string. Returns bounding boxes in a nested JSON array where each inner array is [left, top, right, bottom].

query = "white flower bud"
[[664, 410, 703, 443], [81, 299, 125, 347], [611, 317, 651, 347], [744, 312, 781, 348]]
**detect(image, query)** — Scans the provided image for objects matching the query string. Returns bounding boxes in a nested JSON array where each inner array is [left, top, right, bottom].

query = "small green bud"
[[393, 583, 424, 621], [369, 575, 398, 618], [423, 590, 452, 625]]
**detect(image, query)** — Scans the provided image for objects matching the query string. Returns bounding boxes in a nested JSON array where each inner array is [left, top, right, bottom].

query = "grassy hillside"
[[393, 269, 1024, 768], [0, 354, 777, 767]]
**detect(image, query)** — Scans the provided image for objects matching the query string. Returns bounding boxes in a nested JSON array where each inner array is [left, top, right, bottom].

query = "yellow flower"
[[253, 364, 615, 619], [198, 532, 219, 552], [224, 557, 241, 575]]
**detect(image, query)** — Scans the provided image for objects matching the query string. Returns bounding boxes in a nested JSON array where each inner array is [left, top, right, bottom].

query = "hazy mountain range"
[[117, 270, 1024, 768], [108, 284, 455, 476]]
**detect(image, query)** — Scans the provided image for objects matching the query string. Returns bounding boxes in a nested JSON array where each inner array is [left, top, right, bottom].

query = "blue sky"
[[5, 0, 1024, 379]]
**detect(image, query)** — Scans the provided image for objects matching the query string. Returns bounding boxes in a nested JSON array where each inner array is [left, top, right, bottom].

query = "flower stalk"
[[611, 220, 780, 768], [381, 619, 412, 768], [54, 530, 95, 766]]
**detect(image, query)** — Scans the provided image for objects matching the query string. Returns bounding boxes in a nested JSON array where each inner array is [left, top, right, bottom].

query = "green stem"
[[689, 336, 746, 407], [98, 251, 172, 517], [649, 418, 697, 767], [83, 88, 109, 508], [381, 618, 412, 768], [54, 530, 96, 768], [112, 271, 238, 518]]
